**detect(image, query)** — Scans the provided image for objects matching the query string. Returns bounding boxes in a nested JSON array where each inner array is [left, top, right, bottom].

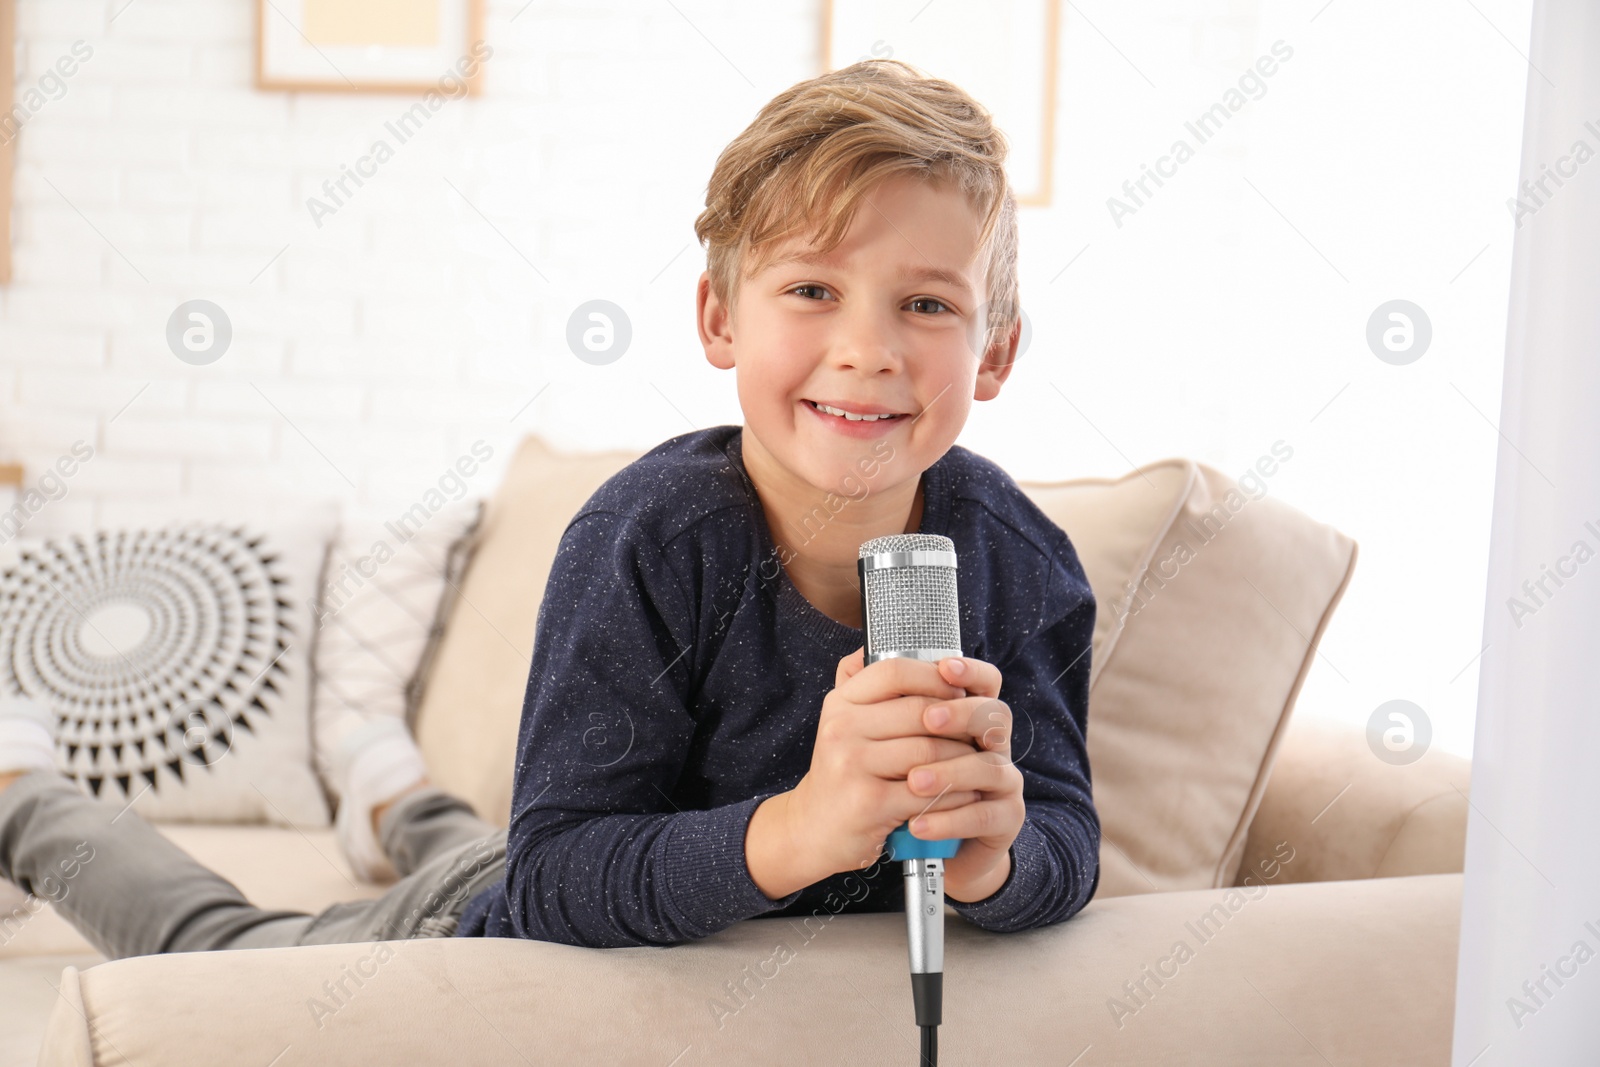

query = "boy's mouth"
[[802, 399, 908, 423]]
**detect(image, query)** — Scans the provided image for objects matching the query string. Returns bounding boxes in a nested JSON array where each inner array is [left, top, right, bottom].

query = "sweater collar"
[[721, 426, 952, 656]]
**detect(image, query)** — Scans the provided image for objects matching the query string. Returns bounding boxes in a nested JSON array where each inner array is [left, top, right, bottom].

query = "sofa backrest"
[[414, 435, 1356, 899], [1018, 459, 1356, 895]]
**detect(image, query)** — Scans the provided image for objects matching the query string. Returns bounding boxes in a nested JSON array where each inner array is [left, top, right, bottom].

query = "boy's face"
[[697, 174, 1018, 504]]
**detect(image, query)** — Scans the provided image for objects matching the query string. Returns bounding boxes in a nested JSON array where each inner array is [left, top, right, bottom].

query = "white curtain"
[[1453, 0, 1600, 1059]]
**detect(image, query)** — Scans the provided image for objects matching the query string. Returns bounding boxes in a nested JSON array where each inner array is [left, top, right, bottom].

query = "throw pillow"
[[0, 504, 339, 827], [310, 497, 485, 802], [1021, 458, 1358, 898]]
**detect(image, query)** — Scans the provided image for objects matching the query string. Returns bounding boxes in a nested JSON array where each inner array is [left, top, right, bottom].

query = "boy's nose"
[[829, 317, 902, 375]]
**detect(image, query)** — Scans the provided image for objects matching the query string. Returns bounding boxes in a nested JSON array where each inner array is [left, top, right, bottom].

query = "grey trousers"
[[0, 770, 508, 961]]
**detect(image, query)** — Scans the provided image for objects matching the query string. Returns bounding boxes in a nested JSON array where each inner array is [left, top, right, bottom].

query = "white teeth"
[[813, 402, 896, 422]]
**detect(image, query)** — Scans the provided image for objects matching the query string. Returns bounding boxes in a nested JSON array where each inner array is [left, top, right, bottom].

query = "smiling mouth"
[[803, 399, 908, 423]]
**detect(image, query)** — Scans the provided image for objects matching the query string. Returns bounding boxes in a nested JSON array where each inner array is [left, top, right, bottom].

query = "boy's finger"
[[907, 748, 1023, 801], [908, 797, 1020, 844], [842, 656, 967, 705], [937, 656, 1002, 699], [920, 696, 1012, 753], [836, 646, 866, 685]]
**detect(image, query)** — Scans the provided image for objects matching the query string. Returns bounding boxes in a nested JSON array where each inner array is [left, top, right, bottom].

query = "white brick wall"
[[0, 0, 810, 538]]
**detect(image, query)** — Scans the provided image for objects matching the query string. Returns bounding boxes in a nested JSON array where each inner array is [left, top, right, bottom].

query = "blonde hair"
[[694, 58, 1018, 362]]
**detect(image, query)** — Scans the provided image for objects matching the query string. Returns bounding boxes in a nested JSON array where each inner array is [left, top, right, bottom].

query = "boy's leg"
[[375, 784, 502, 878], [264, 783, 511, 944], [220, 814, 509, 949], [290, 822, 508, 945], [271, 785, 506, 944], [273, 783, 505, 940], [0, 770, 508, 958], [0, 770, 315, 960]]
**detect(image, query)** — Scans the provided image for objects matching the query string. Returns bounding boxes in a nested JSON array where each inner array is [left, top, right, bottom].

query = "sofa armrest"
[[38, 875, 1463, 1066], [1234, 717, 1470, 886]]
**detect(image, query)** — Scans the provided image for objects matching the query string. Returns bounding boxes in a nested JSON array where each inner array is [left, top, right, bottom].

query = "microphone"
[[857, 533, 964, 1067]]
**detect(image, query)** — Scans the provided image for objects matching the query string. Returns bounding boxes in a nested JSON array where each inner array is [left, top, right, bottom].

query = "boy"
[[0, 57, 1097, 959]]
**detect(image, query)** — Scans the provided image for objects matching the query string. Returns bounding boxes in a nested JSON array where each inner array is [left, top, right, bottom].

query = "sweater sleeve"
[[947, 554, 1101, 932], [503, 510, 802, 949]]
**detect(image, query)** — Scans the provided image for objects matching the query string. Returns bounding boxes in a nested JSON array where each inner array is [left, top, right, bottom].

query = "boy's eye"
[[785, 285, 950, 316]]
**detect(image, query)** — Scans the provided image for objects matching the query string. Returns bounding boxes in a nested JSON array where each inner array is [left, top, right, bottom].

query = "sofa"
[[0, 433, 1469, 1066]]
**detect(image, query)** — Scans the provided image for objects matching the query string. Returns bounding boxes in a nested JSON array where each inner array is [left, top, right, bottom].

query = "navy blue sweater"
[[454, 425, 1099, 946]]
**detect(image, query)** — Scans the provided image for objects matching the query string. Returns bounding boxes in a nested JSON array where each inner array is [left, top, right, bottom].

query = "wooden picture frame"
[[0, 464, 23, 539], [255, 0, 486, 95], [1, 0, 15, 284], [821, 0, 1060, 207]]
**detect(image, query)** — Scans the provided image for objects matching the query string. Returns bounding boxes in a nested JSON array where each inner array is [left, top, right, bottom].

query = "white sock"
[[0, 697, 58, 912], [0, 697, 57, 777], [328, 715, 427, 883]]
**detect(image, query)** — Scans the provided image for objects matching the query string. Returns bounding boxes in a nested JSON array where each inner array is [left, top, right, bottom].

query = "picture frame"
[[255, 0, 487, 95], [821, 0, 1060, 207], [1, 0, 14, 284], [0, 464, 20, 524]]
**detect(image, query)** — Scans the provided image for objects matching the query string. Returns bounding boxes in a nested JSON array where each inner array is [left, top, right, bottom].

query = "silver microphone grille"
[[857, 534, 962, 664]]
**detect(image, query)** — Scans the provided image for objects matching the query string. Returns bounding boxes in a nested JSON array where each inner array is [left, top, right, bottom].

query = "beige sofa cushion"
[[416, 440, 1356, 906], [1239, 717, 1470, 884], [1021, 459, 1357, 897]]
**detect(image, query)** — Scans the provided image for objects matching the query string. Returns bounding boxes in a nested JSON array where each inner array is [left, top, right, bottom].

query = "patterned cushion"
[[0, 505, 338, 827]]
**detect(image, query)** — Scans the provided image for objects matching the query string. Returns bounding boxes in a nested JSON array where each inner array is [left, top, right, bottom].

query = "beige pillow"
[[1020, 459, 1357, 898]]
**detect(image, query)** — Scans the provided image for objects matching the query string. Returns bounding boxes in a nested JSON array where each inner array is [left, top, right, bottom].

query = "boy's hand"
[[787, 647, 1024, 900], [900, 654, 1025, 903]]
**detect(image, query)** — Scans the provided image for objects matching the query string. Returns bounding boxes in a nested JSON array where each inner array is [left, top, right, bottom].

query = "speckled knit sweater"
[[455, 425, 1099, 947]]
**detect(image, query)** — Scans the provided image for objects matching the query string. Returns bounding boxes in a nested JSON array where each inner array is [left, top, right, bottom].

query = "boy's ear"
[[698, 271, 735, 370], [974, 316, 1021, 402]]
